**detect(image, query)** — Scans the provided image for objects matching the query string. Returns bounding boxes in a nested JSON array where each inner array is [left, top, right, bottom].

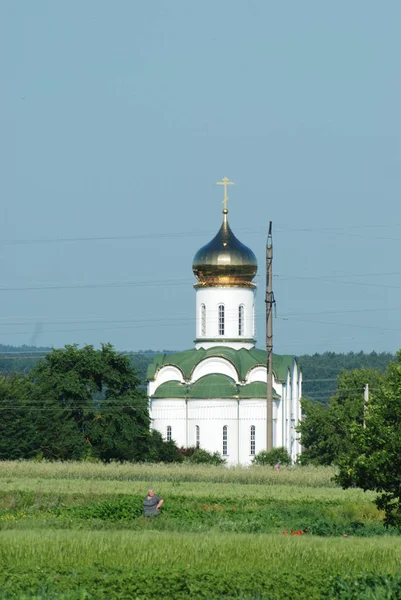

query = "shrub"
[[145, 430, 183, 463], [187, 448, 226, 466], [252, 447, 291, 467]]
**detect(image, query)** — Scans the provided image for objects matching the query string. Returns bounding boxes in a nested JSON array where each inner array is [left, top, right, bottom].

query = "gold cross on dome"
[[216, 177, 234, 211]]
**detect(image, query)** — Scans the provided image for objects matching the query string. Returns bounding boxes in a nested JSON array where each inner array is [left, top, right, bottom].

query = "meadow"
[[0, 461, 400, 599]]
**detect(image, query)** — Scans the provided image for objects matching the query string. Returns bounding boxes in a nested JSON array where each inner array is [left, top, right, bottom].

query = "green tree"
[[337, 351, 401, 527], [0, 375, 37, 459], [30, 344, 150, 461], [298, 368, 383, 465]]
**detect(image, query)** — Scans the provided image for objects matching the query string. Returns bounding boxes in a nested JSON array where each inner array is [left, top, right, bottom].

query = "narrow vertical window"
[[201, 304, 206, 336], [166, 425, 172, 442], [252, 304, 255, 337], [196, 425, 200, 448], [218, 304, 225, 336], [238, 304, 244, 336], [222, 425, 228, 456], [250, 425, 256, 456]]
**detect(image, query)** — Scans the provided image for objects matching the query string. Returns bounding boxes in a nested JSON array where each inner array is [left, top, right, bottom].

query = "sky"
[[1, 0, 400, 355]]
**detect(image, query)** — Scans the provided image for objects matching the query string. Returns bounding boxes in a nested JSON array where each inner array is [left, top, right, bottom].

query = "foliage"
[[28, 343, 151, 461], [186, 448, 226, 465], [336, 351, 401, 528], [298, 368, 383, 465], [145, 430, 184, 463], [325, 574, 401, 600], [0, 461, 399, 599], [1, 530, 401, 599], [299, 350, 394, 404], [0, 375, 37, 460], [252, 447, 291, 466]]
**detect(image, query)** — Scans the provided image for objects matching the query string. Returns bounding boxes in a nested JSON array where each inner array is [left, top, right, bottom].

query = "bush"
[[187, 448, 226, 466], [252, 447, 291, 467], [145, 430, 183, 463]]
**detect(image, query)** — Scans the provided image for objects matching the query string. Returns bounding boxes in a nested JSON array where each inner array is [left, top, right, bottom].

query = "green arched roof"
[[150, 375, 279, 400], [147, 346, 295, 383], [239, 381, 280, 399], [151, 381, 188, 399], [190, 374, 238, 399]]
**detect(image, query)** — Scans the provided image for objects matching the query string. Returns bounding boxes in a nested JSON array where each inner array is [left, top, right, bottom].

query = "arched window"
[[250, 425, 256, 456], [166, 425, 172, 442], [222, 425, 228, 456], [196, 425, 200, 448], [201, 304, 206, 336], [238, 304, 244, 336], [252, 304, 255, 337], [218, 304, 225, 336]]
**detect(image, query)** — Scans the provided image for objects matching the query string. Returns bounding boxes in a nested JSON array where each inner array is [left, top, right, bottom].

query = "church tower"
[[193, 178, 258, 350]]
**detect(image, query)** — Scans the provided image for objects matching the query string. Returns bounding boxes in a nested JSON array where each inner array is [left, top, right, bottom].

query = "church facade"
[[147, 180, 301, 464]]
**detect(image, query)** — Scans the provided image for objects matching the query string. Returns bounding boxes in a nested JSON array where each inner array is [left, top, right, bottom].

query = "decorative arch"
[[191, 357, 239, 383], [154, 365, 185, 386]]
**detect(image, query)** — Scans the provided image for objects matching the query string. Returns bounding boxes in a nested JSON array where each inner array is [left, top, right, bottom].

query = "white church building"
[[147, 180, 302, 464]]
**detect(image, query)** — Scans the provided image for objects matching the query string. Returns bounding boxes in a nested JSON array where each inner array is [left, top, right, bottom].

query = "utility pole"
[[266, 221, 274, 451], [363, 384, 369, 428]]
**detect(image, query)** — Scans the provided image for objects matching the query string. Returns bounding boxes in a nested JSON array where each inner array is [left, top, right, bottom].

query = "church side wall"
[[150, 399, 187, 448]]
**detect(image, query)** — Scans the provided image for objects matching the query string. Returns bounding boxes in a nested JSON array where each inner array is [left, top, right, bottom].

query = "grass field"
[[0, 461, 400, 599]]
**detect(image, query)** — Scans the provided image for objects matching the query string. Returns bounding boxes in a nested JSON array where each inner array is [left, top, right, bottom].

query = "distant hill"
[[298, 351, 395, 404], [0, 345, 396, 403]]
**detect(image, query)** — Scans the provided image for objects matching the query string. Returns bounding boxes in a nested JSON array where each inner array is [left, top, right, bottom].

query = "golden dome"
[[192, 210, 258, 287]]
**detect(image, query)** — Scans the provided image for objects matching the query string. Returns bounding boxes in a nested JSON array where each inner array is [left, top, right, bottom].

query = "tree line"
[[0, 345, 395, 403]]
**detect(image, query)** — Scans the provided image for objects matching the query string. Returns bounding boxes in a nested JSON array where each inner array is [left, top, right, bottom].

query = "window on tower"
[[238, 304, 244, 336], [166, 425, 172, 442], [250, 425, 256, 455], [196, 425, 200, 448], [218, 304, 225, 336], [201, 304, 206, 336], [222, 425, 228, 455]]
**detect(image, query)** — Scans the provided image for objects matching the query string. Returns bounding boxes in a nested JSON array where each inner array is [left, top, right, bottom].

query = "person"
[[143, 488, 164, 517], [274, 461, 280, 472]]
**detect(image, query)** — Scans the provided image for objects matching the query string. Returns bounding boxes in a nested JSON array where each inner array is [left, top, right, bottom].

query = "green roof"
[[147, 346, 294, 383], [238, 381, 280, 400], [152, 381, 188, 399], [150, 374, 280, 400], [191, 374, 238, 399]]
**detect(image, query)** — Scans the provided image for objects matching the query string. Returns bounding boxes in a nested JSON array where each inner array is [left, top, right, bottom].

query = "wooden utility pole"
[[266, 222, 274, 451]]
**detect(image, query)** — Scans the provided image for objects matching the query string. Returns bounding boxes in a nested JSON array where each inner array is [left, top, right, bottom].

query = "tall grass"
[[0, 460, 337, 486], [0, 477, 376, 503], [0, 530, 399, 573]]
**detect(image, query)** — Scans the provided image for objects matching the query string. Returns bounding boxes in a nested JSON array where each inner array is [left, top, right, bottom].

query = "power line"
[[1, 222, 401, 246]]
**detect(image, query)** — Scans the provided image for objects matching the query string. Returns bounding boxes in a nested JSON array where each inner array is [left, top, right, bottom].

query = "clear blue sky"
[[1, 1, 400, 355]]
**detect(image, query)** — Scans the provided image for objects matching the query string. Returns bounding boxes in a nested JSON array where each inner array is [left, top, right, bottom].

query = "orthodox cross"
[[216, 177, 234, 211]]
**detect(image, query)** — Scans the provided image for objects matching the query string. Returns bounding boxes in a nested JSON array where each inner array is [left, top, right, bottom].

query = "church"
[[147, 179, 302, 465]]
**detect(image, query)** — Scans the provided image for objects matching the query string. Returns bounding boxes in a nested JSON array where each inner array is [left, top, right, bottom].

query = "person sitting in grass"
[[143, 488, 164, 517]]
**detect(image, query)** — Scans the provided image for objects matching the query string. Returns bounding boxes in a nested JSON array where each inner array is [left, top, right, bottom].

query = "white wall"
[[195, 286, 256, 348]]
